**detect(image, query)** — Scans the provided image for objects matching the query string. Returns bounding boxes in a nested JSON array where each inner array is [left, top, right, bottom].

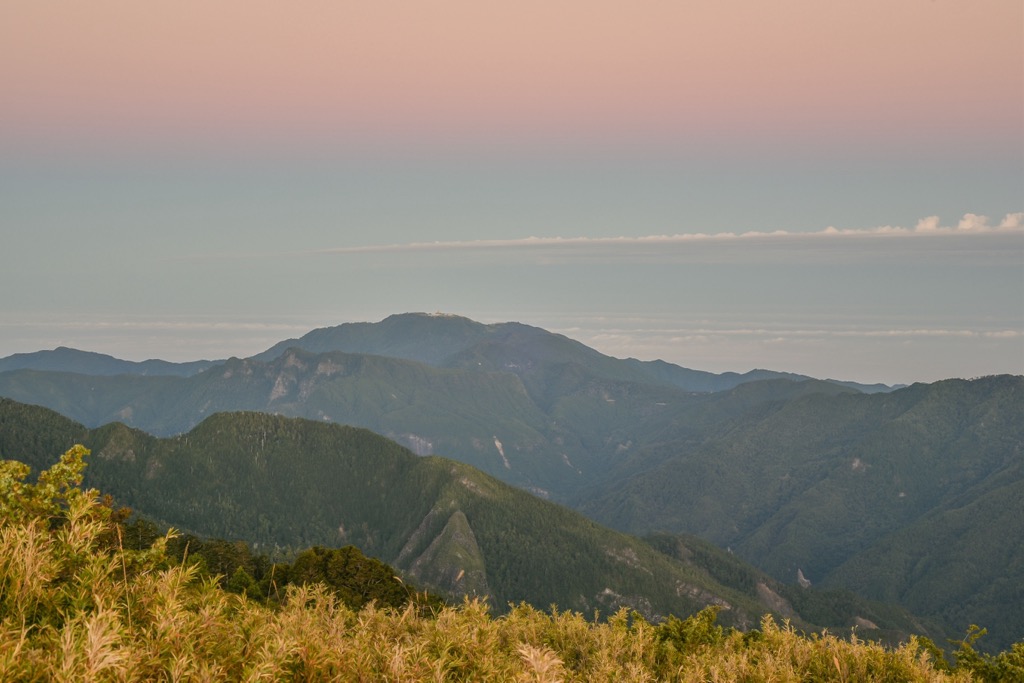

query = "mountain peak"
[[395, 311, 470, 319]]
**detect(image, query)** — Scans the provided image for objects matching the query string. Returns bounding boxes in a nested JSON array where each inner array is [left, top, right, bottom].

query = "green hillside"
[[0, 341, 872, 506], [0, 346, 713, 497], [0, 398, 927, 641], [575, 375, 1024, 650], [6, 449, 1008, 682]]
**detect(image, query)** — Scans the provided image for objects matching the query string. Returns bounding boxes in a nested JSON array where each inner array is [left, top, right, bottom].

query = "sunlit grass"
[[2, 446, 1019, 681]]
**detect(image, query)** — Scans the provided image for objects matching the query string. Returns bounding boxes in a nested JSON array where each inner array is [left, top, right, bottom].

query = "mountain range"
[[0, 314, 893, 497], [0, 312, 1019, 649], [0, 398, 929, 642]]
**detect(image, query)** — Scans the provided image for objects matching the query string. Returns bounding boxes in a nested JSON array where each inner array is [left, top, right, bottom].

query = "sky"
[[1, 1, 1022, 385]]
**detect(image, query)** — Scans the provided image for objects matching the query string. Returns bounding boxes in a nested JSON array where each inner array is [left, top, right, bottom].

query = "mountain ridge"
[[0, 345, 218, 377], [0, 313, 1018, 647], [572, 374, 1024, 649], [0, 397, 932, 642], [252, 312, 900, 394]]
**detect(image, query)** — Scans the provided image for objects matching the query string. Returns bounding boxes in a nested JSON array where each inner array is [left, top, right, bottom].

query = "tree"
[[286, 545, 408, 610]]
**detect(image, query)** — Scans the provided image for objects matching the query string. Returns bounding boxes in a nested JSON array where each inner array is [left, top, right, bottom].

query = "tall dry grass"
[[0, 446, 1006, 681]]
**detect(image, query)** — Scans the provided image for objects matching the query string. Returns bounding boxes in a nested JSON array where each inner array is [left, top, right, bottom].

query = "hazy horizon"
[[2, 1, 1021, 386]]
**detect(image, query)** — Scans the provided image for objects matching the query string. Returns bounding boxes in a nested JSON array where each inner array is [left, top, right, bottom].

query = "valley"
[[1, 313, 1020, 650]]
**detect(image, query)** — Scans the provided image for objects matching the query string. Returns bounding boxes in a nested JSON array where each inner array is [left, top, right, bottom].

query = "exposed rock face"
[[853, 616, 879, 630], [755, 582, 797, 619], [401, 510, 490, 599]]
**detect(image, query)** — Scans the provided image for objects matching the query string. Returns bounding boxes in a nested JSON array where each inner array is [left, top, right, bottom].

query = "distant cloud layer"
[[830, 212, 1023, 235], [316, 213, 1023, 258]]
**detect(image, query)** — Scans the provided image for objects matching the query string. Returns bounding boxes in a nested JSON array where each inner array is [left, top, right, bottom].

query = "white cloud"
[[314, 213, 1023, 256], [958, 213, 991, 231], [999, 212, 1024, 229]]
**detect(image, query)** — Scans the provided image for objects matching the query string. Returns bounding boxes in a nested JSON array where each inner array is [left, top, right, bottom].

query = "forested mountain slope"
[[0, 314, 894, 506], [0, 347, 669, 496], [6, 345, 831, 499], [0, 345, 882, 503], [574, 375, 1024, 650], [0, 398, 929, 642]]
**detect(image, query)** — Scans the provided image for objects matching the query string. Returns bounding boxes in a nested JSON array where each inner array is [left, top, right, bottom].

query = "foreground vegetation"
[[3, 447, 1022, 681], [0, 399, 940, 638]]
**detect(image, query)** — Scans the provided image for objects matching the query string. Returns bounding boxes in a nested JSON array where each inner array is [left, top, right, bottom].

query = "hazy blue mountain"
[[0, 314, 895, 398], [574, 375, 1024, 650], [0, 342, 878, 506], [0, 346, 217, 377], [253, 313, 894, 394], [253, 312, 495, 365], [0, 398, 931, 642]]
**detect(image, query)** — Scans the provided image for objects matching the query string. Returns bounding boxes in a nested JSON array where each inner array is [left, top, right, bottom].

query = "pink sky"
[[3, 1, 1021, 154]]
